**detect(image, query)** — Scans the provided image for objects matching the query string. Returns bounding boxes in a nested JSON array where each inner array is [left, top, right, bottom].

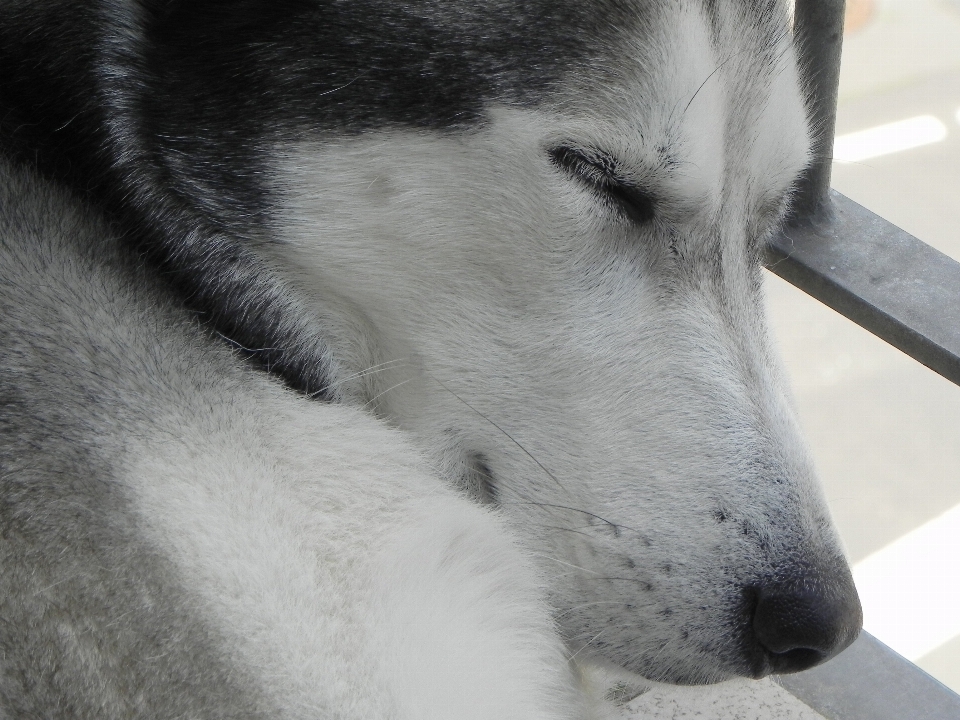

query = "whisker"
[[568, 628, 607, 662], [528, 552, 601, 576], [555, 601, 635, 619], [316, 69, 371, 98], [424, 372, 569, 496], [312, 357, 411, 397], [468, 462, 549, 506], [678, 48, 751, 120], [502, 500, 635, 535], [214, 330, 283, 355], [526, 523, 595, 539], [363, 378, 413, 409]]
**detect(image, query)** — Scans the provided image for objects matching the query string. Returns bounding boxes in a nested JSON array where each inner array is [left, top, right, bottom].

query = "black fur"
[[0, 0, 639, 397]]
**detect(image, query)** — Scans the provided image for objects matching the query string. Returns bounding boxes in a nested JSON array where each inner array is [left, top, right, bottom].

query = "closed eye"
[[549, 145, 656, 225]]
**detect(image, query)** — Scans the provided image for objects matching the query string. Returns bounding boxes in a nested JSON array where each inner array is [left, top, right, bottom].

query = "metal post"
[[766, 1, 960, 387], [791, 0, 847, 221]]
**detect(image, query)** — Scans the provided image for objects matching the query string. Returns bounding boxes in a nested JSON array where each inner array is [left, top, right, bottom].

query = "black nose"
[[752, 568, 863, 674]]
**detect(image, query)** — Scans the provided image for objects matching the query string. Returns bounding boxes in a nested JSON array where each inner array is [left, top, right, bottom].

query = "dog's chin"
[[637, 665, 744, 687], [573, 655, 751, 712], [578, 647, 759, 690], [572, 656, 657, 707]]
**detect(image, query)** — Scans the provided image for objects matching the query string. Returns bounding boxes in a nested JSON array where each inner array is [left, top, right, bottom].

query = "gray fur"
[[0, 158, 272, 719], [0, 0, 862, 714]]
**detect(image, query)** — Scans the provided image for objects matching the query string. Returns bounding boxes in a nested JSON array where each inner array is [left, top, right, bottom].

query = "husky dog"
[[0, 0, 861, 717]]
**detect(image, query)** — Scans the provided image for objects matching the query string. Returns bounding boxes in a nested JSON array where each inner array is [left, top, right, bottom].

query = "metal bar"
[[766, 191, 960, 386], [792, 0, 846, 219], [772, 2, 960, 716], [777, 631, 960, 720]]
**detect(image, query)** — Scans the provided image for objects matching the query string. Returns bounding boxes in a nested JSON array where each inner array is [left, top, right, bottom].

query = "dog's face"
[[258, 0, 862, 685]]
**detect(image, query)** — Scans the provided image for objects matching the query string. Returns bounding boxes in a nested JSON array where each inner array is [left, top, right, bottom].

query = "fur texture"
[[1, 0, 861, 717]]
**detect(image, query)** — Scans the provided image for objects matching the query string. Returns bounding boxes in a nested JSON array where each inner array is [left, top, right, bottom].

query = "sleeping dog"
[[0, 1, 861, 717]]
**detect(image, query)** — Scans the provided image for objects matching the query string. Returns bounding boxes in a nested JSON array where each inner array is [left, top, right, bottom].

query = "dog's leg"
[[370, 496, 591, 720]]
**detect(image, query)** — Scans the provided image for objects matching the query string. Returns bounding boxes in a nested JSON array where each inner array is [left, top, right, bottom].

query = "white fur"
[[255, 0, 831, 686], [90, 0, 844, 715], [126, 386, 588, 718]]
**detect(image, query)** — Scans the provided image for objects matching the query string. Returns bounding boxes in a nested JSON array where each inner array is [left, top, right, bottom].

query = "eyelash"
[[549, 146, 656, 225]]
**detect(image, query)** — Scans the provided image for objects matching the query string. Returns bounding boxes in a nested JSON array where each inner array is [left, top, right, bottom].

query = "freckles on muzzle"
[[573, 497, 862, 682]]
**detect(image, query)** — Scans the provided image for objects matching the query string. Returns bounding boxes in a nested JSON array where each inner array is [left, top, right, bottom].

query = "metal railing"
[[767, 1, 960, 717]]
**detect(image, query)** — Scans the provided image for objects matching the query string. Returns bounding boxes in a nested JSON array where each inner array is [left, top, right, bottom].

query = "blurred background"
[[767, 0, 960, 693]]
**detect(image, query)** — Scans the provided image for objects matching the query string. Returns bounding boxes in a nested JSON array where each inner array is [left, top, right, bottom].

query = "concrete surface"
[[620, 679, 824, 720]]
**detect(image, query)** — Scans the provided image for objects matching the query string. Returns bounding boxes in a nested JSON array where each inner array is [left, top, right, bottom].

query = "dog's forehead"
[[210, 0, 630, 131], [536, 0, 805, 209], [258, 0, 805, 232], [177, 0, 792, 132]]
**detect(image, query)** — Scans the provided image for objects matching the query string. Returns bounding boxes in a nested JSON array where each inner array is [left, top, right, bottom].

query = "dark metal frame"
[[769, 0, 960, 386], [768, 1, 960, 717]]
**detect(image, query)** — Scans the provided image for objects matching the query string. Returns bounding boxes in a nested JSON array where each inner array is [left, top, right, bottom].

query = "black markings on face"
[[549, 145, 657, 225], [144, 0, 646, 136], [464, 452, 498, 505]]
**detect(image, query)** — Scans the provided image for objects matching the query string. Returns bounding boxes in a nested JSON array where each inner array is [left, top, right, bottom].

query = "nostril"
[[752, 579, 863, 674], [764, 647, 824, 674], [754, 591, 835, 656]]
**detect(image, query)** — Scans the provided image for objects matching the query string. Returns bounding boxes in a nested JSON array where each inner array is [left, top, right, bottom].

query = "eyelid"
[[549, 145, 656, 224], [605, 181, 656, 224]]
